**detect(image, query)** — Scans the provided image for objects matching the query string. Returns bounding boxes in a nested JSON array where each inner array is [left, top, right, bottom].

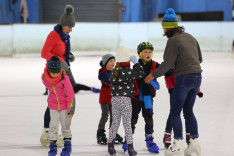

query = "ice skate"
[[97, 129, 107, 145], [184, 138, 201, 156], [60, 141, 72, 156], [40, 128, 49, 146], [128, 143, 137, 156], [114, 133, 123, 144], [145, 135, 159, 153], [186, 133, 190, 145], [48, 142, 57, 156], [56, 134, 64, 147], [122, 137, 128, 152], [108, 142, 116, 156], [163, 131, 172, 149], [164, 139, 184, 156]]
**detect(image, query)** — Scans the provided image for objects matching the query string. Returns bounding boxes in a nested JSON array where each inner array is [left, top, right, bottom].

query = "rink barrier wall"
[[0, 22, 234, 56]]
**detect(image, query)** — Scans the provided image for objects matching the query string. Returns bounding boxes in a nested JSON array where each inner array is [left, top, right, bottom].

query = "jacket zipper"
[[52, 84, 60, 110]]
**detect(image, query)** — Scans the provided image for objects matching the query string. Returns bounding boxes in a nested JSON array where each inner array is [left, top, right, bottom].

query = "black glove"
[[69, 53, 75, 62], [61, 60, 69, 71], [197, 92, 203, 98], [168, 88, 173, 94]]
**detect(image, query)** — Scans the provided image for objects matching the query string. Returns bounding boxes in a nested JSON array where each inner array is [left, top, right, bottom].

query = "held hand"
[[197, 92, 203, 98], [69, 53, 75, 62], [67, 114, 74, 118], [130, 55, 138, 64], [144, 73, 154, 83]]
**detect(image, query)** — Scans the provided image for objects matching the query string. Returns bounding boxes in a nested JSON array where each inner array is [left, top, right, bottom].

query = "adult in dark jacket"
[[145, 8, 202, 156]]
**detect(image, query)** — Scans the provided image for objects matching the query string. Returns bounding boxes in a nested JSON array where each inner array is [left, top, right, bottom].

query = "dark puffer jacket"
[[110, 63, 144, 98]]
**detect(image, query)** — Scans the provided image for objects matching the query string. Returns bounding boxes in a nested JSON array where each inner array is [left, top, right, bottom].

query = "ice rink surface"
[[0, 52, 234, 156]]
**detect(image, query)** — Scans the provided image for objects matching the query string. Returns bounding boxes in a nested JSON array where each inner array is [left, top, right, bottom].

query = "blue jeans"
[[170, 73, 202, 140], [165, 95, 190, 134]]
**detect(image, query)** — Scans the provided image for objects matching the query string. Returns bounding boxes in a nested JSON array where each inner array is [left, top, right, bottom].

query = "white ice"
[[0, 52, 234, 156]]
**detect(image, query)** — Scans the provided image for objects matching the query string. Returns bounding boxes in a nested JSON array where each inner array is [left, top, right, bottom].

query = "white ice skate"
[[164, 139, 184, 156], [56, 134, 64, 147], [40, 128, 49, 146], [184, 138, 201, 156]]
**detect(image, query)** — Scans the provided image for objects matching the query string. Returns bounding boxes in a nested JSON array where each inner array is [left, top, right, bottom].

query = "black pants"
[[131, 98, 154, 135], [44, 107, 50, 128], [98, 103, 112, 130]]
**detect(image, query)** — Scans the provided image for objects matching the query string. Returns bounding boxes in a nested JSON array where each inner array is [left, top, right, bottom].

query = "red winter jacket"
[[98, 67, 112, 104], [41, 30, 66, 62], [165, 73, 201, 93]]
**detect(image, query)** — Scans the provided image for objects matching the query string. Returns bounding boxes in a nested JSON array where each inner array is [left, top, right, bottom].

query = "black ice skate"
[[114, 133, 123, 144], [186, 133, 190, 145], [128, 143, 137, 156], [108, 142, 116, 156], [163, 131, 172, 149], [97, 129, 107, 145]]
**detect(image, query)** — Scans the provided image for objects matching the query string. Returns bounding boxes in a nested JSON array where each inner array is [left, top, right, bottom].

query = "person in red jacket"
[[163, 68, 203, 149], [40, 4, 99, 147], [41, 5, 100, 95], [97, 54, 123, 145]]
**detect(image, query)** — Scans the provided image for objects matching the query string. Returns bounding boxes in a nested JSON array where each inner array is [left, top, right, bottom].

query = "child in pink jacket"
[[42, 56, 75, 156]]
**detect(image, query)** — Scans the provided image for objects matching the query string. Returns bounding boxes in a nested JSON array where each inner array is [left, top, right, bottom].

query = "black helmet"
[[137, 42, 154, 54]]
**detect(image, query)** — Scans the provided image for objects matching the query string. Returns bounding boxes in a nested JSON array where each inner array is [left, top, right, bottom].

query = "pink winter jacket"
[[42, 71, 75, 114]]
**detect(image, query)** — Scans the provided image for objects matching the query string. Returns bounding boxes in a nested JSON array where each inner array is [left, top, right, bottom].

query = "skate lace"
[[62, 146, 69, 153], [165, 137, 171, 142], [49, 145, 57, 153], [145, 137, 156, 147], [62, 143, 70, 152]]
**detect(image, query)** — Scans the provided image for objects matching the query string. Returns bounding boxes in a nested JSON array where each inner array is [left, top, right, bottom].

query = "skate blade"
[[148, 149, 160, 153], [164, 143, 171, 149], [97, 141, 107, 145]]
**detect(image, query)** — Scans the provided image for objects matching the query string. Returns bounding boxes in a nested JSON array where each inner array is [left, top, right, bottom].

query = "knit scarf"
[[43, 67, 63, 84], [54, 24, 71, 66]]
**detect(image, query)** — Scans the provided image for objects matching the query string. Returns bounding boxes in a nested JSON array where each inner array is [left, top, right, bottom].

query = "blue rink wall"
[[0, 22, 234, 56], [0, 0, 232, 23], [123, 0, 233, 22], [0, 0, 40, 23]]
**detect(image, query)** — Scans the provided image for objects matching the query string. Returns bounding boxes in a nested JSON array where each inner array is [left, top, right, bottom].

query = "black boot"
[[108, 141, 116, 156], [97, 129, 107, 145], [43, 88, 48, 95], [128, 143, 137, 156], [114, 133, 123, 144]]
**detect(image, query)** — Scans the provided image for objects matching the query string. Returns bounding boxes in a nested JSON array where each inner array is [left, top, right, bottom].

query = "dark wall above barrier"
[[122, 0, 233, 22]]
